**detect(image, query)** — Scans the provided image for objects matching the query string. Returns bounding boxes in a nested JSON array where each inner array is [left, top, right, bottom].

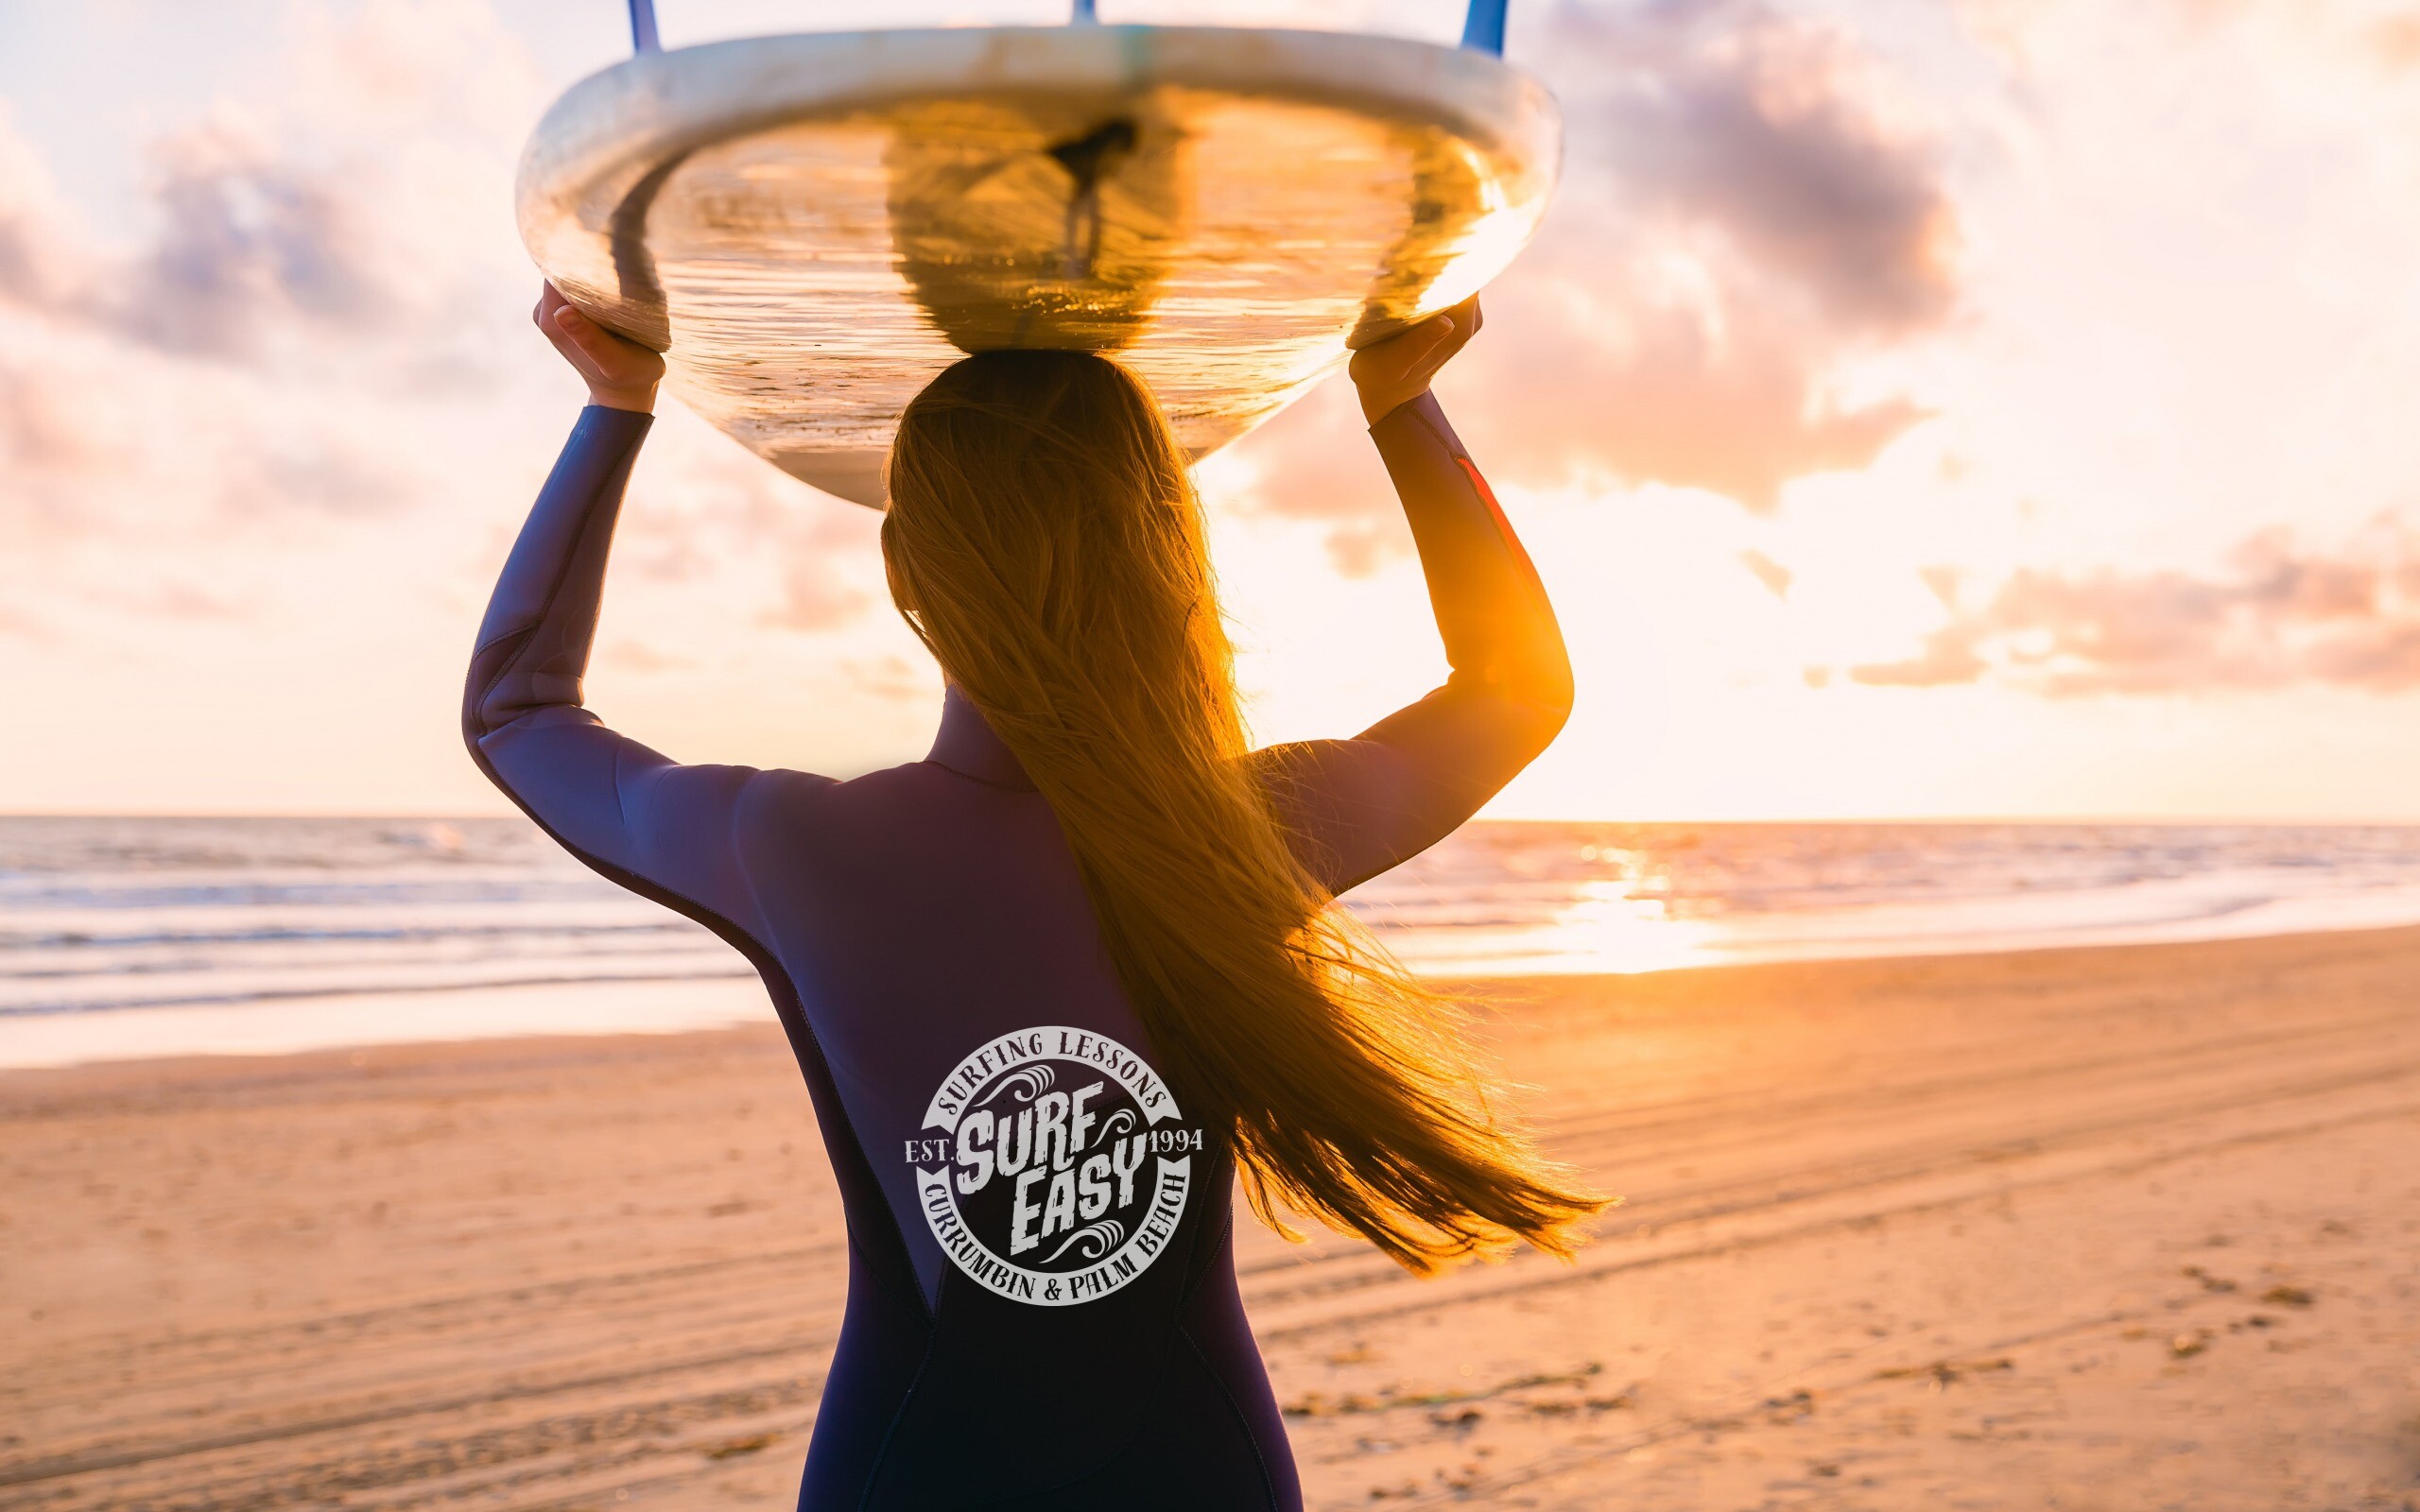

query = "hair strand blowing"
[[882, 351, 1607, 1273]]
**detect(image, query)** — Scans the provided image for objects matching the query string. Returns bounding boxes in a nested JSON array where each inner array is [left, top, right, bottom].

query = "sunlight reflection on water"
[[1344, 822, 2420, 977]]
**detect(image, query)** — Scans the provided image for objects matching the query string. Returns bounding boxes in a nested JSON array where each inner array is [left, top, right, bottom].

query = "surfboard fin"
[[1461, 0, 1508, 55]]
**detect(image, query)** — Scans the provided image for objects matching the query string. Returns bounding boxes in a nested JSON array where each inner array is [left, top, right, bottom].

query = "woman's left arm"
[[464, 289, 788, 936]]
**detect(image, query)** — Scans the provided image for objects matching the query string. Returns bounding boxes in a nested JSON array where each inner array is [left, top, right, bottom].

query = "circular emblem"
[[907, 1025, 1204, 1307]]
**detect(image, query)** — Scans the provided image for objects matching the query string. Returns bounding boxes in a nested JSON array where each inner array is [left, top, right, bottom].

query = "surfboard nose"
[[517, 26, 1559, 507]]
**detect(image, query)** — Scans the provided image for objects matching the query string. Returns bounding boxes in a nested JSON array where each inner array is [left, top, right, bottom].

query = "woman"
[[467, 284, 1599, 1509]]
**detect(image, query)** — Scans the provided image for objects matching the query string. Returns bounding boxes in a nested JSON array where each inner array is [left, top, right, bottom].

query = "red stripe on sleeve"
[[1455, 455, 1542, 582]]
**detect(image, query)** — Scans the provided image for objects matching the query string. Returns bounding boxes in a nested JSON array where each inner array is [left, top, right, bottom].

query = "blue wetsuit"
[[463, 393, 1569, 1510]]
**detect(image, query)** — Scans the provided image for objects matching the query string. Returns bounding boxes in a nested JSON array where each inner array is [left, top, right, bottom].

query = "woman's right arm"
[[1255, 301, 1575, 895], [464, 288, 790, 933]]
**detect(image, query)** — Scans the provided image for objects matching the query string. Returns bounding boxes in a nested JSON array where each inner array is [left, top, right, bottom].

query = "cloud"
[[1208, 376, 1412, 576], [1739, 548, 1794, 598], [0, 0, 615, 678], [1457, 296, 1930, 509], [845, 653, 943, 705], [262, 451, 407, 519], [0, 106, 73, 307], [0, 352, 108, 475], [1233, 0, 1960, 555], [3, 1, 529, 355], [127, 579, 252, 623], [0, 0, 898, 689], [603, 638, 697, 674], [766, 551, 876, 633], [1847, 623, 1986, 688], [1466, 0, 1956, 501], [1847, 519, 2420, 694], [0, 600, 51, 643], [2374, 13, 2420, 68], [110, 119, 402, 359], [596, 408, 885, 634], [1575, 0, 1958, 335]]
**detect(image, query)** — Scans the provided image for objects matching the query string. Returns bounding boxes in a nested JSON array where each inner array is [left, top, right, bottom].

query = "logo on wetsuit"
[[906, 1025, 1205, 1307]]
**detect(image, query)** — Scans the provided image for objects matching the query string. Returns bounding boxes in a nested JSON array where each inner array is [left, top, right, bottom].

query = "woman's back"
[[469, 296, 1580, 1508], [708, 710, 1279, 1504]]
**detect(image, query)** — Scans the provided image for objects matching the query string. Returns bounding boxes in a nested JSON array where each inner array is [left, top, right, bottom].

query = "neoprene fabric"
[[462, 393, 1567, 1509]]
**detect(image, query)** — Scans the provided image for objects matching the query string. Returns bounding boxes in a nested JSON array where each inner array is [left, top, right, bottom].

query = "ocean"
[[6, 816, 2420, 1070]]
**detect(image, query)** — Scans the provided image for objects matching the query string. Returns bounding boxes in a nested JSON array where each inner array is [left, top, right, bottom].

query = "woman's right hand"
[[534, 283, 665, 413], [1349, 297, 1482, 426]]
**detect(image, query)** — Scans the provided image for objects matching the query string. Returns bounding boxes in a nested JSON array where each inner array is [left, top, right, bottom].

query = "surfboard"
[[516, 26, 1560, 506]]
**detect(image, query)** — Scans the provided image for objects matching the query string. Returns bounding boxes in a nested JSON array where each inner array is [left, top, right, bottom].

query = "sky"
[[5, 0, 2420, 819]]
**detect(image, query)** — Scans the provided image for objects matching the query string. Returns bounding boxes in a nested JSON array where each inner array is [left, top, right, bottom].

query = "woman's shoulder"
[[731, 756, 1041, 828]]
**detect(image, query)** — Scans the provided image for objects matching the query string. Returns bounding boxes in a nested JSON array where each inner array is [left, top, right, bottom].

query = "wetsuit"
[[463, 393, 1570, 1510]]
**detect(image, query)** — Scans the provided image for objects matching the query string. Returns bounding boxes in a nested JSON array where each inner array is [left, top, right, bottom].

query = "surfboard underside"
[[518, 27, 1560, 506]]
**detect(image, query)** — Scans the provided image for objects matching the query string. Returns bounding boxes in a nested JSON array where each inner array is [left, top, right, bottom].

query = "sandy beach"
[[5, 926, 2418, 1511]]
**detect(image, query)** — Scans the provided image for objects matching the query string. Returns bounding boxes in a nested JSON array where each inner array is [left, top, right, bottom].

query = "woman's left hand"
[[1349, 297, 1482, 426]]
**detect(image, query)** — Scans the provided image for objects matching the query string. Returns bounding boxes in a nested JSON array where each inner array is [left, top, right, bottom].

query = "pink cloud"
[[110, 120, 404, 359], [1849, 519, 2420, 695], [0, 107, 73, 308], [0, 2, 901, 665], [765, 552, 875, 634], [845, 653, 942, 705], [0, 600, 51, 643], [1234, 0, 1959, 556], [1739, 548, 1794, 598], [1466, 0, 1955, 501], [1567, 0, 1957, 336], [0, 12, 531, 557]]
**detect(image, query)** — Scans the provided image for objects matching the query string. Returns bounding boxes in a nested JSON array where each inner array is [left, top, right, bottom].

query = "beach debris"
[[2169, 1330, 2214, 1359], [2181, 1264, 2238, 1293], [1287, 1391, 1385, 1418], [1765, 1388, 1818, 1423], [701, 1431, 777, 1459], [1876, 1356, 2013, 1390], [1810, 1462, 1843, 1478], [2260, 1283, 2315, 1308], [1284, 1363, 1617, 1419]]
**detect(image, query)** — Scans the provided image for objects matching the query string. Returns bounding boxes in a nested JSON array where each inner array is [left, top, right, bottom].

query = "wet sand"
[[5, 926, 2419, 1510]]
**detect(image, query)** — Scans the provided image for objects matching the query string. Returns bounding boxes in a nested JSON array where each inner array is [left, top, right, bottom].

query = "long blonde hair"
[[881, 351, 1602, 1272]]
